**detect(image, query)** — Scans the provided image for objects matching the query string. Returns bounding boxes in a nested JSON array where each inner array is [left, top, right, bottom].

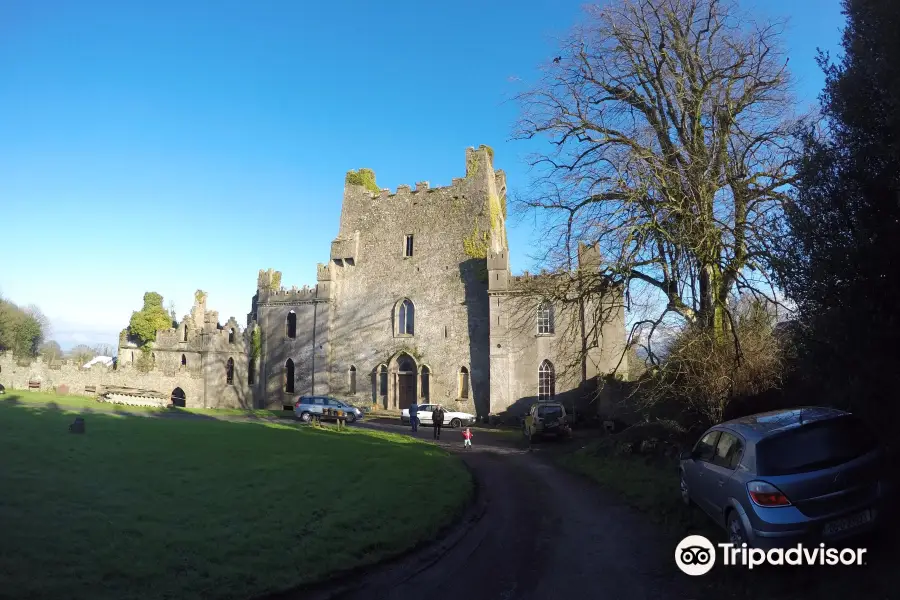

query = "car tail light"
[[747, 481, 792, 507], [294, 400, 300, 408]]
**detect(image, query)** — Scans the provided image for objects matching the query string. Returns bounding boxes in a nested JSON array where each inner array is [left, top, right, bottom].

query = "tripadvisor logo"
[[675, 535, 867, 575]]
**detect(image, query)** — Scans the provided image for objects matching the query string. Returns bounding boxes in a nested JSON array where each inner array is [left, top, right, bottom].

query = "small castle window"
[[226, 358, 235, 385], [285, 358, 295, 393], [348, 365, 357, 394], [181, 354, 186, 366], [537, 302, 554, 335], [286, 311, 297, 339], [404, 234, 414, 257], [183, 325, 188, 342], [539, 360, 555, 401], [421, 365, 430, 401], [229, 328, 235, 344], [378, 364, 388, 396], [458, 367, 469, 399], [398, 299, 414, 336]]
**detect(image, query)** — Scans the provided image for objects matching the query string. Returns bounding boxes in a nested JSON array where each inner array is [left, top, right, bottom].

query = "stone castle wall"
[[0, 352, 205, 407]]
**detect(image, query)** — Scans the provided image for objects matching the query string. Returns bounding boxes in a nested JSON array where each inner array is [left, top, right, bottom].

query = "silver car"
[[294, 396, 363, 423], [679, 407, 884, 549]]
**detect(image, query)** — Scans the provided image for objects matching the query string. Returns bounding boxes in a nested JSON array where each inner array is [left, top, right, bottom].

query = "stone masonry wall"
[[322, 147, 502, 416], [0, 352, 205, 407]]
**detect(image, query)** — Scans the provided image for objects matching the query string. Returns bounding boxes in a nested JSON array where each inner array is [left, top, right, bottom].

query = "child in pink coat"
[[462, 427, 473, 449]]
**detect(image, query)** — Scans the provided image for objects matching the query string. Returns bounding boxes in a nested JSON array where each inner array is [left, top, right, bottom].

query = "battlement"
[[343, 146, 496, 199]]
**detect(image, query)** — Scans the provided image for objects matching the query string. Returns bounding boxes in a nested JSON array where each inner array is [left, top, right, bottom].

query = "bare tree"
[[514, 0, 802, 365], [70, 344, 96, 367]]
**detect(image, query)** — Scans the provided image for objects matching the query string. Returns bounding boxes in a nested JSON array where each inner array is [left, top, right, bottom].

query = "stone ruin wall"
[[0, 352, 205, 408]]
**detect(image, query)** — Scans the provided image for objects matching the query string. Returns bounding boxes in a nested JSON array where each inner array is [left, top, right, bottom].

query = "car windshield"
[[537, 405, 562, 418], [755, 416, 878, 476]]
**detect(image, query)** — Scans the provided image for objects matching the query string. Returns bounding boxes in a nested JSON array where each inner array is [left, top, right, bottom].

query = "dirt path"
[[326, 420, 702, 600]]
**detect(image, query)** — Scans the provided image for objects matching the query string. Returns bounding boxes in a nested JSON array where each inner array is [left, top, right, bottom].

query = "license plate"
[[822, 509, 872, 536]]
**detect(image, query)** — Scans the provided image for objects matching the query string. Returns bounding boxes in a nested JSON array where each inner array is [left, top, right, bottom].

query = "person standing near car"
[[432, 404, 445, 440], [409, 401, 419, 433]]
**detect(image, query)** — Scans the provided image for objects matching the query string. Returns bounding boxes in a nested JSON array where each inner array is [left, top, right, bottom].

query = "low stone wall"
[[0, 353, 205, 408]]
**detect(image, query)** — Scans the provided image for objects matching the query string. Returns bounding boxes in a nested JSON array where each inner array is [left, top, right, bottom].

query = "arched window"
[[285, 358, 295, 393], [248, 358, 255, 385], [538, 360, 555, 400], [183, 325, 188, 342], [286, 310, 297, 338], [458, 366, 469, 399], [421, 365, 430, 401], [397, 299, 414, 335], [349, 365, 357, 394], [537, 302, 554, 335], [229, 328, 235, 343], [379, 364, 388, 396], [181, 354, 186, 366], [226, 357, 234, 385]]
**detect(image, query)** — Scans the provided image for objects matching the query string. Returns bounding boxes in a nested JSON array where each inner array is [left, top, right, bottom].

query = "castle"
[[109, 146, 626, 416]]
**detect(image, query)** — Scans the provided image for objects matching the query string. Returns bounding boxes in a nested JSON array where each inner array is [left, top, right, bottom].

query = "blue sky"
[[0, 0, 846, 350]]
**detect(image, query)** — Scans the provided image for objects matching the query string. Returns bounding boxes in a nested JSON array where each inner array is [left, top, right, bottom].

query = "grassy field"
[[0, 393, 473, 600], [557, 439, 896, 600]]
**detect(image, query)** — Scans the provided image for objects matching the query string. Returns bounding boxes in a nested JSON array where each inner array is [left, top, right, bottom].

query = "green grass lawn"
[[0, 395, 473, 600], [556, 439, 896, 600]]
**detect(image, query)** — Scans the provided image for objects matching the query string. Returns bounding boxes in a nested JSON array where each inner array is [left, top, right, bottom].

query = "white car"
[[401, 404, 476, 428]]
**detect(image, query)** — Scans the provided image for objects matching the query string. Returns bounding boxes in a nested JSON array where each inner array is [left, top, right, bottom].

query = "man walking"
[[432, 404, 445, 440], [409, 401, 419, 433]]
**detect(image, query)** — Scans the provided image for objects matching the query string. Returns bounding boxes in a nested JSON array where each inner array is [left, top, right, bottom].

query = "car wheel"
[[346, 413, 357, 424], [450, 418, 461, 428], [300, 411, 312, 423], [727, 511, 748, 546], [679, 470, 691, 506]]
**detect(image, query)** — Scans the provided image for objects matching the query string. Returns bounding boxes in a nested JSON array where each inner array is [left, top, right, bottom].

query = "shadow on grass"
[[0, 400, 473, 600], [554, 440, 898, 600]]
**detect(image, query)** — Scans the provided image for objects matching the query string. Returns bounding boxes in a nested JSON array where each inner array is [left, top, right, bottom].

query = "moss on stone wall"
[[194, 290, 207, 304], [345, 168, 380, 194], [463, 223, 489, 260], [463, 221, 490, 283]]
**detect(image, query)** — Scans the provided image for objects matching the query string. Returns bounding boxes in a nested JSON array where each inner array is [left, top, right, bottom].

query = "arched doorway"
[[171, 387, 186, 407], [394, 353, 417, 410]]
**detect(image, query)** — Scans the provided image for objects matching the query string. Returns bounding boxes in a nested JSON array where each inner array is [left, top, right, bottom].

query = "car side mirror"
[[679, 449, 693, 461]]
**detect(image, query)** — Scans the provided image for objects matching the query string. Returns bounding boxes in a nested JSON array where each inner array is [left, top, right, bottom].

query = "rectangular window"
[[404, 234, 414, 257]]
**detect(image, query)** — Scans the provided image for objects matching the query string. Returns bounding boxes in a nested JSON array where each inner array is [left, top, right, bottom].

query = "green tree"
[[0, 297, 47, 358], [128, 292, 174, 346], [776, 0, 900, 444]]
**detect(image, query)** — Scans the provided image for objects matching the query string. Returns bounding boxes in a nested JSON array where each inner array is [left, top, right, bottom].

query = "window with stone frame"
[[537, 302, 554, 335], [397, 299, 415, 336], [458, 366, 469, 399], [226, 357, 235, 385], [404, 234, 414, 257], [348, 365, 357, 394], [285, 358, 295, 393], [538, 360, 555, 400], [421, 365, 430, 401], [286, 311, 297, 338]]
